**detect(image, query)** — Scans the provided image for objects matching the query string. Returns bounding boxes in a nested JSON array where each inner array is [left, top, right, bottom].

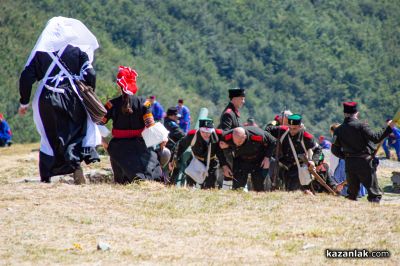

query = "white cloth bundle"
[[141, 122, 169, 148]]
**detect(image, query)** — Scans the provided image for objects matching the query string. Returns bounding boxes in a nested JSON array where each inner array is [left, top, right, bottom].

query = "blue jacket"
[[152, 101, 165, 121], [176, 105, 191, 133], [0, 120, 12, 141]]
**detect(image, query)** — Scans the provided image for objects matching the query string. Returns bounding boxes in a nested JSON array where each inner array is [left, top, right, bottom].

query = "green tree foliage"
[[0, 0, 399, 142]]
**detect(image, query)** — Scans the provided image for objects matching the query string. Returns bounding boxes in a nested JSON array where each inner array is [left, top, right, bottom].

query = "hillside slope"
[[0, 144, 399, 265]]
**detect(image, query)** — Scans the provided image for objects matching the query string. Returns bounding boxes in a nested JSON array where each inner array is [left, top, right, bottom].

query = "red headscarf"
[[116, 66, 138, 95]]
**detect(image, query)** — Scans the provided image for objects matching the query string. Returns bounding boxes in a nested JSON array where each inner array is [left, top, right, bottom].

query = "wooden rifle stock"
[[308, 166, 337, 195]]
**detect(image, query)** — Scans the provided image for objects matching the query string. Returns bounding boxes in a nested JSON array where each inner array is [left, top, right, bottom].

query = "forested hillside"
[[1, 0, 399, 142]]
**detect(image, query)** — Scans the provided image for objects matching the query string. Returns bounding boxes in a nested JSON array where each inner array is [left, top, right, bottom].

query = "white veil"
[[25, 16, 99, 66]]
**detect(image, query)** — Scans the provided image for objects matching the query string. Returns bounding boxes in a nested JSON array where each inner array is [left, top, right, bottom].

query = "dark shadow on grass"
[[383, 185, 400, 193]]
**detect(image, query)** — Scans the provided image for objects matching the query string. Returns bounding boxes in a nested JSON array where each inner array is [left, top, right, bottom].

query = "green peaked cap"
[[288, 114, 302, 125]]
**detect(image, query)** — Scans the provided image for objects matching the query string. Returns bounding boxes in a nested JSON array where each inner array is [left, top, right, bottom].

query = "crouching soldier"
[[219, 126, 276, 192], [164, 107, 186, 183], [311, 153, 340, 193], [172, 118, 227, 189], [266, 114, 322, 192]]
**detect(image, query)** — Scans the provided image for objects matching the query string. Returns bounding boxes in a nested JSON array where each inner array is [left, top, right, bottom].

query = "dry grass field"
[[0, 144, 399, 265]]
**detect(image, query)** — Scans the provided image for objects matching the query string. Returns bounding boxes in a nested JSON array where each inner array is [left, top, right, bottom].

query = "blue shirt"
[[176, 105, 191, 133], [152, 101, 164, 122], [319, 140, 332, 149]]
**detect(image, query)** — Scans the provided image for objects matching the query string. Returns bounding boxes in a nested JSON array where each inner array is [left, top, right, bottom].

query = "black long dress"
[[19, 45, 100, 181], [102, 95, 163, 183]]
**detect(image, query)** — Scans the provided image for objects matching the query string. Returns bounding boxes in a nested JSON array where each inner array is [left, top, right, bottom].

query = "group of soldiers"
[[162, 88, 397, 203]]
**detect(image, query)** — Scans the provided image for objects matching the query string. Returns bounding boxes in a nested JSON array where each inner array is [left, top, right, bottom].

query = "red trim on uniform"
[[105, 101, 113, 110], [225, 133, 232, 141], [225, 108, 232, 114], [112, 128, 144, 138], [304, 131, 313, 139], [188, 129, 197, 135], [251, 135, 263, 142], [215, 129, 223, 135], [343, 101, 357, 107], [280, 125, 289, 131]]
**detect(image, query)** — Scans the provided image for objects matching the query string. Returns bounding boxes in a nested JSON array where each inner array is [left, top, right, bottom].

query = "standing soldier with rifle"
[[331, 102, 396, 203]]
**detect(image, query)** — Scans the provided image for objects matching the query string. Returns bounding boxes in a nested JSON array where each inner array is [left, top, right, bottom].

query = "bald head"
[[233, 127, 246, 146]]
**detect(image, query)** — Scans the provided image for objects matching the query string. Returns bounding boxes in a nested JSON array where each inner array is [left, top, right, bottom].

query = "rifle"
[[271, 109, 285, 190], [298, 154, 337, 195]]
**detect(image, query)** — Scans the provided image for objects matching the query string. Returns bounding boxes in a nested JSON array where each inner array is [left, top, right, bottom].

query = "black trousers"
[[345, 158, 382, 202], [232, 159, 266, 192], [282, 166, 301, 191]]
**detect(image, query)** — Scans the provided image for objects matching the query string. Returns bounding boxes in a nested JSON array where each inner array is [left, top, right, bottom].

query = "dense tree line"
[[0, 0, 399, 143]]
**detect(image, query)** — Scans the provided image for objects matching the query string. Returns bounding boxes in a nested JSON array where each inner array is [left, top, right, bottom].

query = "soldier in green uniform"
[[331, 102, 395, 203]]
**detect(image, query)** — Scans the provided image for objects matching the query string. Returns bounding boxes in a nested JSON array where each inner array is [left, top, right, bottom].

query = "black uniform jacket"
[[19, 44, 96, 105], [266, 125, 322, 168], [164, 117, 185, 150], [218, 102, 241, 130], [101, 95, 152, 134], [331, 117, 392, 159], [175, 129, 227, 166], [221, 126, 276, 164]]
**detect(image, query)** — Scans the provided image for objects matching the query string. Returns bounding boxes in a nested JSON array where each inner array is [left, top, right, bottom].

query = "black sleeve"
[[263, 131, 276, 158], [216, 142, 228, 166], [19, 56, 39, 105], [170, 124, 186, 141], [331, 130, 345, 159], [79, 50, 96, 89], [175, 134, 195, 159], [362, 124, 393, 144], [265, 126, 281, 139], [220, 113, 233, 130]]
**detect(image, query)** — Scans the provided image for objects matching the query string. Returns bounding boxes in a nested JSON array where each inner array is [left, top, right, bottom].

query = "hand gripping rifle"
[[298, 154, 337, 195]]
